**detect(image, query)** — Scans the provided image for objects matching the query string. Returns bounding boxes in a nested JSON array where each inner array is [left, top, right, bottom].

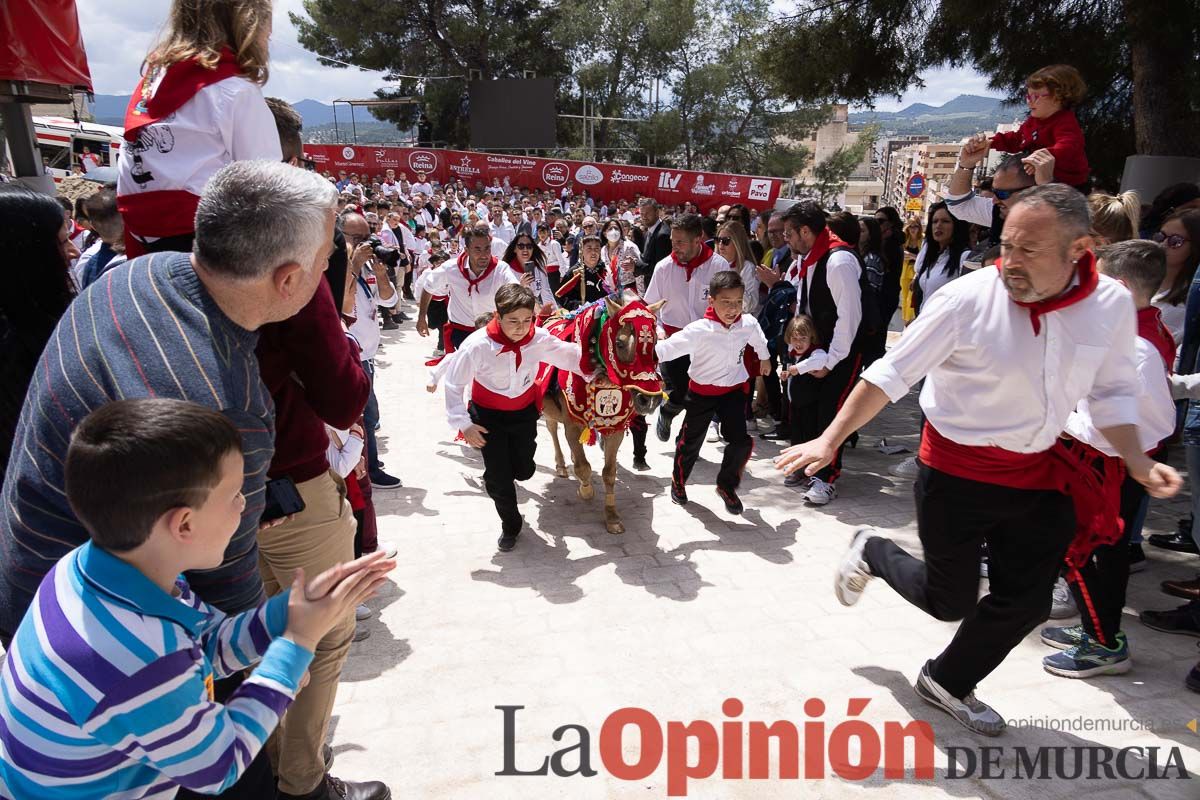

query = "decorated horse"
[[539, 290, 665, 534]]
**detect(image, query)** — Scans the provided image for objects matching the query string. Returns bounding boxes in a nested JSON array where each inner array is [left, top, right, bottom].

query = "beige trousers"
[[258, 470, 356, 795]]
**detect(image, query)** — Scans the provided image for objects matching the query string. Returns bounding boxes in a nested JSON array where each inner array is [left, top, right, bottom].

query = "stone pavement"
[[340, 303, 1200, 798]]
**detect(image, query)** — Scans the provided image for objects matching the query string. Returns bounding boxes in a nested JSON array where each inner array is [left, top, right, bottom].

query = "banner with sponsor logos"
[[303, 144, 784, 213]]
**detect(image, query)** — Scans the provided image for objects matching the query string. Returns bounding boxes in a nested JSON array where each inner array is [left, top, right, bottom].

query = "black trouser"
[[762, 354, 783, 423], [863, 464, 1074, 699], [471, 402, 539, 534], [802, 352, 861, 483], [660, 355, 691, 419], [672, 387, 753, 491], [448, 324, 473, 351], [177, 672, 276, 800], [629, 414, 648, 460], [427, 298, 449, 350], [1069, 474, 1145, 647]]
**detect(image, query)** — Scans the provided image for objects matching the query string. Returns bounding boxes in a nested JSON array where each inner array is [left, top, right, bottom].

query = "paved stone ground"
[[338, 303, 1200, 798]]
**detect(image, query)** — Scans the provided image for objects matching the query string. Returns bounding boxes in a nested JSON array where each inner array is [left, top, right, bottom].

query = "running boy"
[[656, 270, 770, 515], [0, 399, 393, 799], [442, 284, 588, 551]]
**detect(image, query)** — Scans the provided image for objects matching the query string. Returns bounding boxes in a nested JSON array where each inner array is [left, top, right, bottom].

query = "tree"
[[765, 0, 1200, 187], [796, 124, 880, 207], [291, 0, 569, 148]]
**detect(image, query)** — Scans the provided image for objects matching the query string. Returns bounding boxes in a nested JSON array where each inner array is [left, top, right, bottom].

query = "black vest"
[[799, 245, 862, 354]]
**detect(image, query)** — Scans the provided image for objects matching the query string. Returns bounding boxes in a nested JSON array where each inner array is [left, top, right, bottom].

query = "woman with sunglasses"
[[503, 234, 557, 316], [714, 221, 761, 314], [600, 218, 641, 291], [1152, 209, 1200, 342]]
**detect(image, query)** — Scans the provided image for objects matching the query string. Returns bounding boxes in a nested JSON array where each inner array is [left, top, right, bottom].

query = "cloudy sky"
[[75, 0, 992, 110]]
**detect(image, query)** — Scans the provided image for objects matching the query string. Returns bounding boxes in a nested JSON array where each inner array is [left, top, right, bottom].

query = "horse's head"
[[598, 289, 666, 417]]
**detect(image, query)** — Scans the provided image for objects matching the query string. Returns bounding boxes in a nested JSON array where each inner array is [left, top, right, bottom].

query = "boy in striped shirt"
[[0, 399, 393, 800]]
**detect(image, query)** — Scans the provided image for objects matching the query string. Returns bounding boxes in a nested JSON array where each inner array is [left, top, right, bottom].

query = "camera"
[[366, 235, 402, 268]]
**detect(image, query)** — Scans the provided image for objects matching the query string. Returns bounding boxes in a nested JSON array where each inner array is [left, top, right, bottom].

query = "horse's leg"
[[545, 410, 569, 478], [565, 422, 595, 501], [601, 431, 625, 534]]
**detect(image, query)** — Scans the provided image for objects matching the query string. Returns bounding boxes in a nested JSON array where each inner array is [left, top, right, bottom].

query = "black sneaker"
[[1128, 542, 1147, 574], [716, 487, 743, 515], [370, 470, 401, 489], [670, 482, 688, 505], [1139, 604, 1200, 637], [380, 318, 400, 331], [632, 457, 650, 471], [277, 773, 391, 800], [655, 411, 673, 442], [498, 517, 523, 552]]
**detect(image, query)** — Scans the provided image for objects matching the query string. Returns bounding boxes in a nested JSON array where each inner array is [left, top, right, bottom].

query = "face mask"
[[606, 229, 621, 243]]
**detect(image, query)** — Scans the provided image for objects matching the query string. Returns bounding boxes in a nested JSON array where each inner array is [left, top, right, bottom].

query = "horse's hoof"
[[606, 520, 625, 535], [578, 484, 594, 501], [555, 466, 569, 478]]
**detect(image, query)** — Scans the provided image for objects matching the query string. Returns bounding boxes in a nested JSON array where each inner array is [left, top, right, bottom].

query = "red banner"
[[302, 144, 783, 213], [0, 0, 92, 90]]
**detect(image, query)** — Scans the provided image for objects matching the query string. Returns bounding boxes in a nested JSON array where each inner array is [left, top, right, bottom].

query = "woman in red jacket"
[[990, 64, 1089, 188]]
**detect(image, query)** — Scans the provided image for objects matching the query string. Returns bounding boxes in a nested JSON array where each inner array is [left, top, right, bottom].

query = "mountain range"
[[87, 94, 394, 131], [850, 94, 1024, 136]]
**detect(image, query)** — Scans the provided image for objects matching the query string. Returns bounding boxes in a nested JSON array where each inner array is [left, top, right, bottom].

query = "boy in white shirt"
[[655, 270, 770, 515], [441, 285, 588, 551]]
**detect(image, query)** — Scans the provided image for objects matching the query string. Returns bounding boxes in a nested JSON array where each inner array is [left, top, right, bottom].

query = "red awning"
[[0, 0, 92, 90]]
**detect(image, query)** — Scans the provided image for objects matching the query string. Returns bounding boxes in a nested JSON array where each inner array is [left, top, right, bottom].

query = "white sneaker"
[[914, 662, 1006, 737], [804, 477, 837, 505], [355, 604, 374, 621], [890, 456, 920, 477], [755, 417, 776, 432], [834, 527, 876, 606], [1050, 577, 1077, 619], [706, 421, 721, 443]]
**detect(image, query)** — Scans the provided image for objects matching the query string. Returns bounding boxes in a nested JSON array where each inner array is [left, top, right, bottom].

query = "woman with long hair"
[[1088, 192, 1140, 246], [600, 218, 641, 290], [714, 220, 761, 313], [0, 186, 78, 475], [503, 232, 557, 314], [1152, 208, 1200, 341], [911, 202, 970, 315], [117, 0, 281, 256]]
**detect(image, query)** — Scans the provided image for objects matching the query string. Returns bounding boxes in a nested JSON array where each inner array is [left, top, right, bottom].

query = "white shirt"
[[348, 266, 399, 360], [914, 244, 970, 312], [790, 248, 862, 371], [862, 267, 1139, 453], [1152, 294, 1186, 344], [538, 237, 564, 271], [1065, 337, 1175, 456], [380, 181, 397, 197], [644, 250, 730, 333], [785, 348, 830, 401], [601, 240, 641, 287], [739, 259, 761, 314], [325, 427, 364, 478], [513, 264, 558, 309], [443, 327, 584, 432], [943, 189, 995, 228], [492, 220, 516, 245], [490, 236, 509, 259], [411, 181, 433, 197], [425, 258, 521, 326], [117, 76, 280, 206], [655, 315, 770, 388]]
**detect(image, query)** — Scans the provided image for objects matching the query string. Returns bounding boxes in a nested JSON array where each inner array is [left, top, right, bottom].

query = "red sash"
[[688, 380, 747, 397], [672, 244, 713, 282], [471, 382, 540, 412], [125, 48, 242, 142], [788, 229, 849, 282], [485, 317, 535, 368], [1006, 251, 1099, 335], [1137, 306, 1176, 373], [459, 251, 499, 295], [424, 322, 477, 366], [919, 422, 1123, 568]]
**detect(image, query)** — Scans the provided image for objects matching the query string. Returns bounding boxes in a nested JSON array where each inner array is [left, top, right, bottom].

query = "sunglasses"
[[1153, 231, 1190, 249], [515, 242, 534, 249], [992, 188, 1015, 201], [715, 236, 733, 245], [1025, 90, 1051, 104]]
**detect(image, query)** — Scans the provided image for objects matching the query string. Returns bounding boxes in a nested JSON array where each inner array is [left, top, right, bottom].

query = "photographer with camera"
[[342, 213, 403, 491]]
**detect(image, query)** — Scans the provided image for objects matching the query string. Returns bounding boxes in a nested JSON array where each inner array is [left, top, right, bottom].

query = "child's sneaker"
[[834, 527, 875, 606], [1040, 624, 1085, 650], [1042, 634, 1132, 678], [716, 486, 743, 515], [784, 471, 810, 489], [804, 477, 837, 505]]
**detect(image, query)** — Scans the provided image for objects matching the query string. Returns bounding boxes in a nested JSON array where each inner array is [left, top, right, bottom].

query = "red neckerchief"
[[124, 47, 242, 142], [788, 228, 850, 282], [704, 306, 734, 329], [1005, 250, 1099, 335], [1137, 306, 1176, 373], [672, 243, 713, 282], [510, 259, 526, 275], [459, 251, 499, 295], [485, 316, 535, 367]]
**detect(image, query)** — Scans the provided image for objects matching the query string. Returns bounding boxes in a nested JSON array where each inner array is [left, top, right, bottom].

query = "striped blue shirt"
[[0, 542, 311, 799], [0, 252, 275, 636]]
